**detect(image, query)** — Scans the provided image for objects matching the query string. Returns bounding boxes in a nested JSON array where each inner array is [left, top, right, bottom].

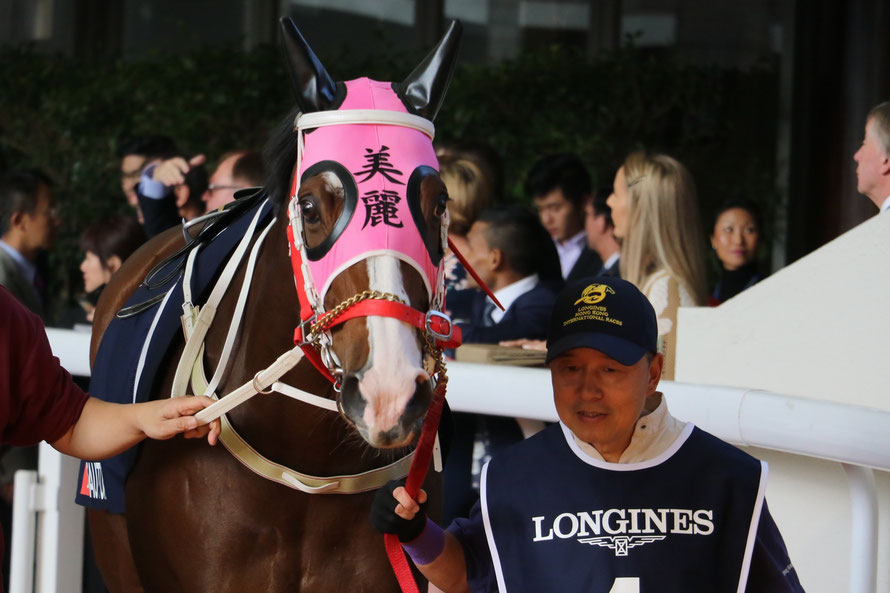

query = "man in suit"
[[854, 101, 890, 214], [137, 150, 264, 237], [526, 154, 602, 283], [136, 153, 210, 237], [116, 135, 177, 223], [0, 169, 59, 319], [0, 169, 61, 582], [447, 206, 557, 344], [585, 186, 621, 277]]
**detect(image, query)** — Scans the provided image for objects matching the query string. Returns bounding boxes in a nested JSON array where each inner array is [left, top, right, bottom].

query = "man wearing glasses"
[[203, 150, 265, 212]]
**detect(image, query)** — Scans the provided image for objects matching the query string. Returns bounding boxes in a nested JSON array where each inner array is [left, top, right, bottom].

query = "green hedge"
[[0, 42, 778, 319]]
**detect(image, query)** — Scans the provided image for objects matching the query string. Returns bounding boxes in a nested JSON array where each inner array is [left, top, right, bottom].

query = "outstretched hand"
[[151, 154, 206, 187], [138, 396, 220, 445], [499, 338, 546, 351], [370, 479, 429, 542]]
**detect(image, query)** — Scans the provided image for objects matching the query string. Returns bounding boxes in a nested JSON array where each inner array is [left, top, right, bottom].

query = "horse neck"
[[207, 211, 395, 476]]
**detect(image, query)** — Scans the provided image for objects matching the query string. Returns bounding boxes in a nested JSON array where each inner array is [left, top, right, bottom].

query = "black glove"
[[370, 478, 428, 542]]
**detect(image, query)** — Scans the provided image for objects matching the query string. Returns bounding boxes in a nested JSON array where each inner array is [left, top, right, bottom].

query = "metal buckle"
[[425, 310, 453, 342], [297, 313, 319, 345]]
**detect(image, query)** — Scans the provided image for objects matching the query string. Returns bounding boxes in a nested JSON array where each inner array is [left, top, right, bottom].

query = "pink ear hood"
[[296, 78, 441, 299]]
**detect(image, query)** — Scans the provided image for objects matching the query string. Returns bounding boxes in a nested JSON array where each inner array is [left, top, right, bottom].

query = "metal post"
[[842, 463, 877, 593], [35, 442, 84, 593], [9, 470, 38, 593]]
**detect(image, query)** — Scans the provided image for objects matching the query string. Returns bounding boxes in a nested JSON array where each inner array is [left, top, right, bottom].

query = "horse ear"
[[279, 17, 337, 113], [394, 20, 463, 121]]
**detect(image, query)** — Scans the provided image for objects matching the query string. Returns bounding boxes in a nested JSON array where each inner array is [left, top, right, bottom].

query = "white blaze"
[[360, 255, 427, 432]]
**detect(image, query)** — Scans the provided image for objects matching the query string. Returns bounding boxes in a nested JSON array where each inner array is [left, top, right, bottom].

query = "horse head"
[[278, 18, 461, 448]]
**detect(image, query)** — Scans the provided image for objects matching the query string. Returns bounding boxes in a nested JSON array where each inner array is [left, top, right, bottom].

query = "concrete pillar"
[[587, 0, 621, 58], [243, 0, 279, 50], [488, 0, 520, 61], [415, 0, 444, 49]]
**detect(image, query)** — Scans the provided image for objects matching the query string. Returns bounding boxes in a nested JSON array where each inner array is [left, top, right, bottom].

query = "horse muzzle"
[[339, 368, 433, 448]]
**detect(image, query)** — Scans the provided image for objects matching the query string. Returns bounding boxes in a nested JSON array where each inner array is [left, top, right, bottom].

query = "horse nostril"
[[339, 372, 365, 420], [402, 373, 433, 425]]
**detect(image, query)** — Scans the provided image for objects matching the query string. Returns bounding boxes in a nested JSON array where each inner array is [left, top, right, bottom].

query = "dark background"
[[0, 0, 888, 320]]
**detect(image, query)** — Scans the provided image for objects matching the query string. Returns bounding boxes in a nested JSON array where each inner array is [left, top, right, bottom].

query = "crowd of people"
[[1, 100, 888, 592]]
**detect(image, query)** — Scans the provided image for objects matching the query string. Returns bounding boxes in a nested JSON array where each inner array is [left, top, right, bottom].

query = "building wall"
[[676, 213, 890, 592]]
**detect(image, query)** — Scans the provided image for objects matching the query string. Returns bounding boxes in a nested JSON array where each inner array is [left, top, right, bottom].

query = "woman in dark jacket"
[[709, 198, 765, 305]]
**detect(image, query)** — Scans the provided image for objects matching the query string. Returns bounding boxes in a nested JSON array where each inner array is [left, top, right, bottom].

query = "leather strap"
[[319, 299, 462, 349], [191, 346, 415, 494], [385, 382, 447, 593]]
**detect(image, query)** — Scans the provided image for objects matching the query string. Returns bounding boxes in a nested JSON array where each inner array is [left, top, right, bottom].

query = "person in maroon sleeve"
[[0, 285, 219, 586]]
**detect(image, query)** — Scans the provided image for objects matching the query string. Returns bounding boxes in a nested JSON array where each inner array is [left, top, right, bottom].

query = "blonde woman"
[[438, 154, 496, 290], [607, 151, 707, 379]]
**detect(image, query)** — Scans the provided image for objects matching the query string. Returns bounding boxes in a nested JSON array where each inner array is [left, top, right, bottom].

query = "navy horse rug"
[[76, 194, 274, 512]]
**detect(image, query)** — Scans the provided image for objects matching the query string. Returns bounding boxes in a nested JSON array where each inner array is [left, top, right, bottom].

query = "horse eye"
[[299, 198, 320, 224], [434, 193, 449, 217]]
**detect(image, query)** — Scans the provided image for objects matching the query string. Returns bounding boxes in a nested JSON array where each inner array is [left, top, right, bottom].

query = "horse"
[[86, 18, 462, 593]]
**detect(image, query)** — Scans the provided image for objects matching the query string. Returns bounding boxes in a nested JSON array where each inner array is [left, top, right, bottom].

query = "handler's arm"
[[410, 529, 471, 593], [51, 396, 219, 460], [371, 482, 471, 593]]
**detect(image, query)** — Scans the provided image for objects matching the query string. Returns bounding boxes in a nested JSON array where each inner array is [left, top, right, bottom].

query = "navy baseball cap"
[[545, 276, 658, 365]]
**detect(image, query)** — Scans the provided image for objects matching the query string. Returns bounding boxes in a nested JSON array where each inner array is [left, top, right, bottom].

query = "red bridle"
[[286, 224, 461, 384]]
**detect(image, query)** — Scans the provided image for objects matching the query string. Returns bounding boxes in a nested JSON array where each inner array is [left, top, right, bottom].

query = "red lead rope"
[[385, 379, 447, 593]]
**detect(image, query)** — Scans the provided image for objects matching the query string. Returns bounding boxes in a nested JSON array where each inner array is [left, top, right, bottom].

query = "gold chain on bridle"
[[306, 289, 449, 390], [421, 326, 448, 393], [308, 290, 404, 338]]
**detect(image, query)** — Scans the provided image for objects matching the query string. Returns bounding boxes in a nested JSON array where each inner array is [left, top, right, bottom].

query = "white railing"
[[13, 332, 889, 593], [10, 328, 90, 593]]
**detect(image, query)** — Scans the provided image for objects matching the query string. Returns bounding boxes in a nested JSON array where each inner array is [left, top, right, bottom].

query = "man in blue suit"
[[447, 206, 558, 344]]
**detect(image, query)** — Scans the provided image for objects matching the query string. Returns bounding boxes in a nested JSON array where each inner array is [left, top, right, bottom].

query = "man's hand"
[[370, 479, 429, 542], [137, 396, 221, 445], [499, 338, 546, 351], [151, 154, 206, 187], [371, 480, 471, 592]]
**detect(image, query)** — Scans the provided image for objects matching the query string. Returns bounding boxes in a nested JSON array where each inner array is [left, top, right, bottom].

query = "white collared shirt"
[[0, 240, 36, 286], [553, 231, 587, 279], [881, 195, 890, 213], [600, 252, 619, 273], [489, 274, 539, 324], [570, 393, 686, 463]]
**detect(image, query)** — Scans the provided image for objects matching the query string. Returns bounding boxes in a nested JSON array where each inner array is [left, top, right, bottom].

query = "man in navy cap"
[[371, 276, 805, 593]]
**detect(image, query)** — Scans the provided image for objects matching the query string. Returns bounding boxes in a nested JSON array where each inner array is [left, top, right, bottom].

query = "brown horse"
[[87, 18, 461, 593]]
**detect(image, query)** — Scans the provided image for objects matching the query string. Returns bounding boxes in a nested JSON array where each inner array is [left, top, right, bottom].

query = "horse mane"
[[263, 107, 300, 209]]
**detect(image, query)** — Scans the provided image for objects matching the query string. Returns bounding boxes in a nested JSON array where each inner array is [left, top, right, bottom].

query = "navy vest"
[[481, 422, 765, 593]]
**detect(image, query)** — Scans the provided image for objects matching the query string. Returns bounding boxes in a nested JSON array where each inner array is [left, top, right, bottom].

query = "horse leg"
[[87, 510, 145, 593]]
